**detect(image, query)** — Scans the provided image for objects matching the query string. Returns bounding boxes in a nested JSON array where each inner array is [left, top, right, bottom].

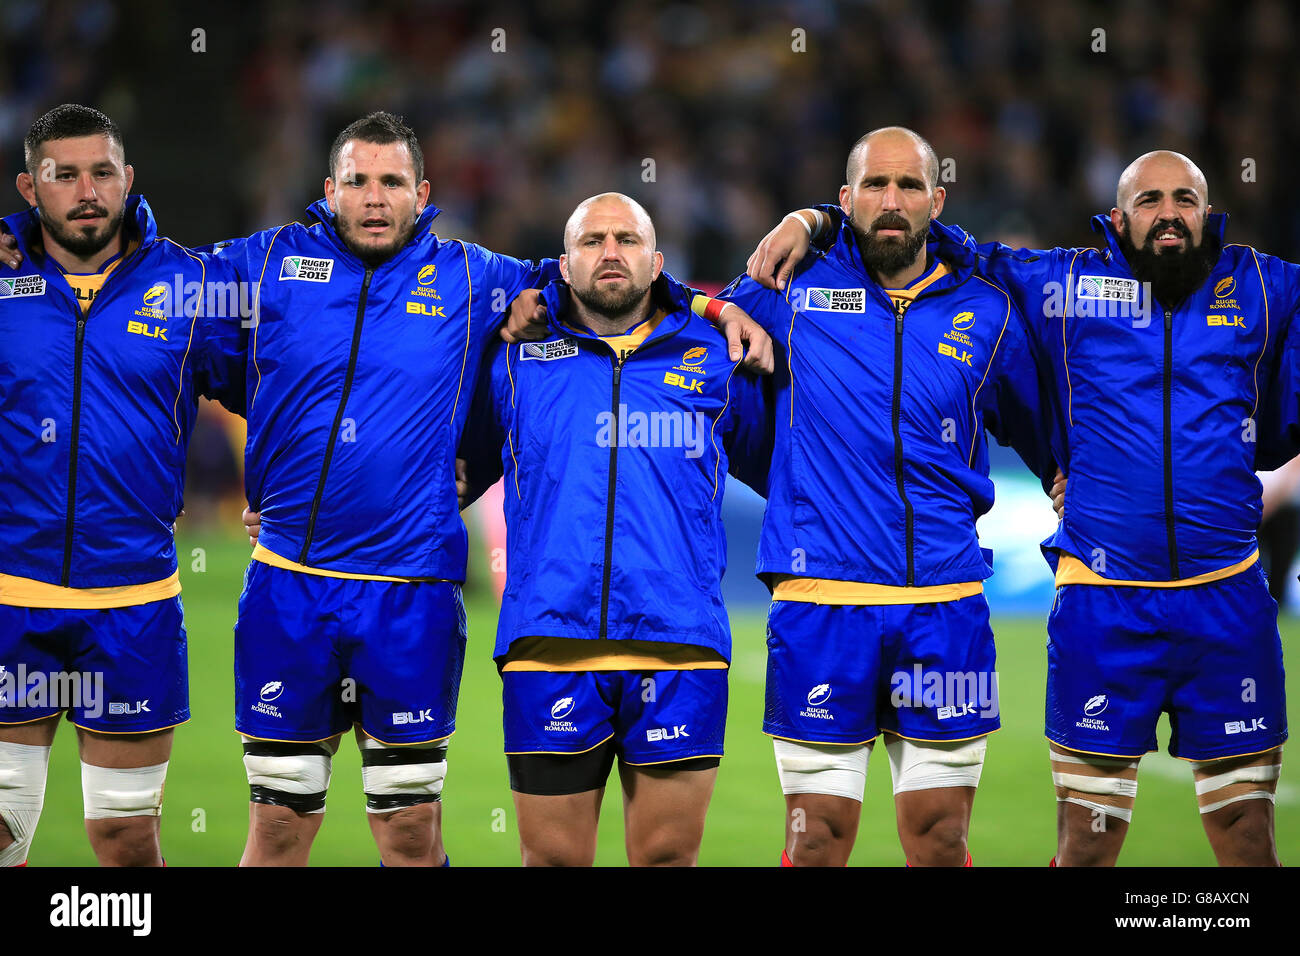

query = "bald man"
[[459, 193, 770, 866], [759, 148, 1299, 866], [721, 128, 1058, 867]]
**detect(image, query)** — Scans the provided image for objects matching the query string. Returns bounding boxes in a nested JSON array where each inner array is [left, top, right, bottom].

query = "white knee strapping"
[[359, 736, 448, 814], [1049, 748, 1139, 823], [1192, 750, 1282, 815], [0, 741, 51, 866], [885, 735, 988, 795], [81, 761, 169, 820], [242, 735, 338, 815], [772, 738, 871, 802]]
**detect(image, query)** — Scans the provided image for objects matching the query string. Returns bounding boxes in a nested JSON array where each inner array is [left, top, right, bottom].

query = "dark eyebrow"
[[1134, 187, 1200, 203], [579, 229, 640, 242], [345, 171, 408, 183], [861, 174, 927, 189]]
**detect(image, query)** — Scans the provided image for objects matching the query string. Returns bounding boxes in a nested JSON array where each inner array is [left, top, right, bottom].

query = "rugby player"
[[458, 193, 770, 866], [216, 114, 772, 867], [720, 128, 1057, 866], [756, 149, 1296, 866], [0, 104, 246, 866]]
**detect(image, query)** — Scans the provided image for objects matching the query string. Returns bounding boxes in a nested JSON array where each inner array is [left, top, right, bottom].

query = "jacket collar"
[[2, 193, 156, 264], [1090, 211, 1228, 273]]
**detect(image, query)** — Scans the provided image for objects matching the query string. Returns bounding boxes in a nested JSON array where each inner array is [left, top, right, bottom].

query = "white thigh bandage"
[[0, 741, 52, 866], [1192, 748, 1282, 815], [81, 761, 169, 820], [773, 738, 871, 802], [885, 735, 988, 795], [359, 736, 448, 814], [242, 736, 339, 814], [1049, 746, 1139, 823]]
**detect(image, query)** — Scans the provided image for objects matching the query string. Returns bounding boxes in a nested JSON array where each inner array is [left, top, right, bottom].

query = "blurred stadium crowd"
[[3, 0, 1299, 569], [4, 0, 1298, 273]]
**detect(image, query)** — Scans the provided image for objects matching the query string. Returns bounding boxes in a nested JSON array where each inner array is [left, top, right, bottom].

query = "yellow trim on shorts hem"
[[765, 732, 879, 746], [356, 726, 454, 747], [0, 712, 67, 726], [504, 733, 615, 757], [620, 753, 724, 767], [1054, 551, 1258, 588], [881, 727, 997, 744], [1045, 735, 1152, 760], [1170, 742, 1285, 764], [70, 717, 189, 735]]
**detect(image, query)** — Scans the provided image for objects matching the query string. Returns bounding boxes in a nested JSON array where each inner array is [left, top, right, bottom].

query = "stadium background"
[[3, 0, 1298, 864]]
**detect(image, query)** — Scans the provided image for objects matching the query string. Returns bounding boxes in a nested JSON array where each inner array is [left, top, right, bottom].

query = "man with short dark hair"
[[216, 110, 554, 867], [0, 103, 247, 867]]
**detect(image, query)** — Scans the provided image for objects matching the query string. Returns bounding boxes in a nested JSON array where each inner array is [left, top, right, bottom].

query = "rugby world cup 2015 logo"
[[279, 256, 334, 282], [0, 275, 47, 298], [804, 287, 866, 313]]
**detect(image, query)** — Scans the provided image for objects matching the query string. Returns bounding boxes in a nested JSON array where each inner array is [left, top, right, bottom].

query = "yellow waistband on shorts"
[[0, 570, 181, 609], [1054, 550, 1259, 589], [771, 576, 984, 606], [252, 544, 448, 584]]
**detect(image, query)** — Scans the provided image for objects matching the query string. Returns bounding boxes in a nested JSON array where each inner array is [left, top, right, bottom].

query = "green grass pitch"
[[24, 530, 1300, 866]]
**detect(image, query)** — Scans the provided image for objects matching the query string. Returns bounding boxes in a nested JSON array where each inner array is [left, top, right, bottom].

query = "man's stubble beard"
[[337, 212, 418, 268], [38, 201, 125, 259], [570, 277, 649, 325]]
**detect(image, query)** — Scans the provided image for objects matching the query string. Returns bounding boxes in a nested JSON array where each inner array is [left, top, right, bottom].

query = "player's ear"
[[324, 177, 337, 211], [15, 171, 35, 207], [839, 184, 851, 217], [931, 186, 945, 220], [1109, 207, 1124, 234], [559, 253, 569, 282], [123, 164, 134, 194], [651, 250, 663, 281], [416, 179, 431, 213]]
